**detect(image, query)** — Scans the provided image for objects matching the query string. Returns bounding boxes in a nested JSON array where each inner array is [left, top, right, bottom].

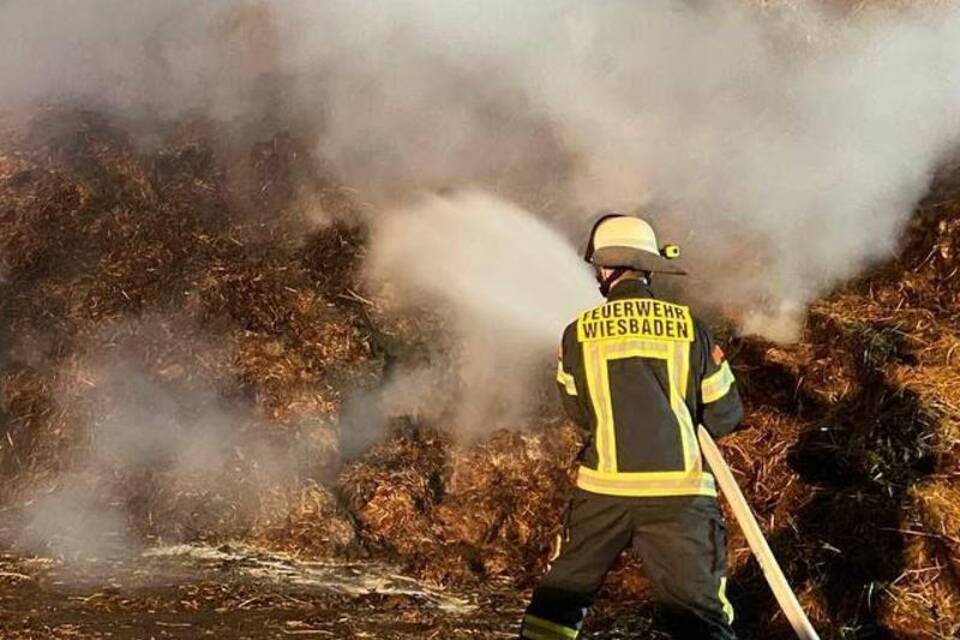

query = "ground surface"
[[0, 544, 517, 640], [0, 545, 676, 640]]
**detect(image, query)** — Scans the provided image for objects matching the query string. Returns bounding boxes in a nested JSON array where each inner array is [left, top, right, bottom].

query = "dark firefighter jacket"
[[557, 278, 743, 498]]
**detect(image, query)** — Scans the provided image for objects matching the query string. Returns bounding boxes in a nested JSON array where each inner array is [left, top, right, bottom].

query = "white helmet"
[[584, 212, 686, 275]]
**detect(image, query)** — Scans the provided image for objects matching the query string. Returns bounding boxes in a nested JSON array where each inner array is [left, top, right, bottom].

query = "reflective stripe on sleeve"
[[556, 360, 577, 396], [701, 361, 735, 404]]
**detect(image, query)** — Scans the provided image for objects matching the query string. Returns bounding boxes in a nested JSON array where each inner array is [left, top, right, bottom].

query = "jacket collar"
[[606, 277, 656, 301]]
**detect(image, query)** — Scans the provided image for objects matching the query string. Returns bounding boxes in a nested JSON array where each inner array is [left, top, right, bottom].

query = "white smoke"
[[12, 326, 320, 561], [2, 0, 960, 431], [3, 0, 957, 338], [312, 0, 960, 340], [370, 190, 597, 344], [367, 190, 597, 436]]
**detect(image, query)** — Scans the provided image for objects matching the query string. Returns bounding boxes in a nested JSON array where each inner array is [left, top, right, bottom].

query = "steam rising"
[[370, 191, 597, 344], [13, 326, 315, 560], [368, 191, 598, 436]]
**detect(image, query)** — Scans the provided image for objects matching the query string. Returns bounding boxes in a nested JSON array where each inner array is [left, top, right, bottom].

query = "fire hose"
[[698, 426, 821, 640]]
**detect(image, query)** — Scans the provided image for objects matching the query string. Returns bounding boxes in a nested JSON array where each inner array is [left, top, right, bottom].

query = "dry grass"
[[1, 108, 959, 638], [0, 109, 372, 554]]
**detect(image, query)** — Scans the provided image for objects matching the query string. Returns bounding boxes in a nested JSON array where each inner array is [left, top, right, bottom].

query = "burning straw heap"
[[1, 110, 959, 639]]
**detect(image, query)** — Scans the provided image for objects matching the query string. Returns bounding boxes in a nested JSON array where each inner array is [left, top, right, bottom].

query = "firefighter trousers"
[[519, 490, 736, 640]]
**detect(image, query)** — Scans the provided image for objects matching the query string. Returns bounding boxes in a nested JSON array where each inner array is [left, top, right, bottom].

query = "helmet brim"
[[592, 246, 688, 275]]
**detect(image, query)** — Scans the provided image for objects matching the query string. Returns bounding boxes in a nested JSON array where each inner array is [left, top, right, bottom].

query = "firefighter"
[[519, 213, 743, 640]]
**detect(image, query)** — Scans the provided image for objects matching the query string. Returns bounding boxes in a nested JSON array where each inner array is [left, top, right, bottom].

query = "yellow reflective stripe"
[[523, 614, 579, 639], [582, 340, 616, 472], [587, 339, 671, 473], [576, 466, 717, 498], [702, 361, 735, 404], [523, 629, 569, 640], [719, 577, 735, 624], [589, 339, 695, 474], [556, 360, 577, 396], [669, 340, 699, 472], [674, 340, 689, 402], [598, 342, 615, 471], [548, 532, 563, 563], [597, 339, 671, 359]]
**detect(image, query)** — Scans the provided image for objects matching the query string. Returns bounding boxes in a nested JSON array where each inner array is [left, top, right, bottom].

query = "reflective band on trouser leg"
[[522, 614, 580, 640], [548, 532, 563, 563], [719, 577, 735, 625], [576, 466, 717, 498], [702, 361, 735, 404]]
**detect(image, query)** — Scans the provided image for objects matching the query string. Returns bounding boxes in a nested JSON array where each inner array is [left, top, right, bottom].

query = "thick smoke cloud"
[[2, 0, 960, 442], [3, 1, 958, 340], [325, 0, 960, 340]]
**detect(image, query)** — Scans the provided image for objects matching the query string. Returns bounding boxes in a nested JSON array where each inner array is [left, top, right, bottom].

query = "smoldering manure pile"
[[1, 112, 960, 639]]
